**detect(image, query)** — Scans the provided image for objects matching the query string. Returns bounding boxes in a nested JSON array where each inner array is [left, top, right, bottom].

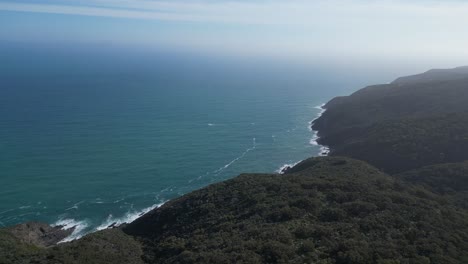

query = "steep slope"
[[393, 66, 468, 85], [0, 228, 144, 264], [124, 157, 468, 264], [397, 161, 468, 209], [3, 67, 468, 263], [313, 67, 468, 173], [327, 113, 468, 173], [2, 157, 468, 263]]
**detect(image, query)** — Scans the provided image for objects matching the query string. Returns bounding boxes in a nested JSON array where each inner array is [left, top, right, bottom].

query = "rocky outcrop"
[[7, 222, 74, 247]]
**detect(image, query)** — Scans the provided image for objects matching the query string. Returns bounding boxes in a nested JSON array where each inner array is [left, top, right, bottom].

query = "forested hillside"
[[3, 67, 468, 264], [3, 157, 468, 264], [313, 67, 468, 173]]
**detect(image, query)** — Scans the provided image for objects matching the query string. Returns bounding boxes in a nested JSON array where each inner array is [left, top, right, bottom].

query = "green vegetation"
[[0, 230, 41, 264], [124, 157, 468, 263], [0, 229, 144, 264], [329, 113, 468, 173], [313, 68, 468, 173], [3, 157, 468, 263], [397, 161, 468, 209], [3, 68, 468, 263]]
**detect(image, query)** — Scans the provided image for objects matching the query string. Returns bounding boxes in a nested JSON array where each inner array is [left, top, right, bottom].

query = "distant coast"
[[277, 103, 330, 174], [3, 67, 468, 263], [312, 66, 468, 173]]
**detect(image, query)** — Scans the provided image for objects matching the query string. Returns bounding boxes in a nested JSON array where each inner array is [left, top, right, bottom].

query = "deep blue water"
[[0, 44, 390, 239]]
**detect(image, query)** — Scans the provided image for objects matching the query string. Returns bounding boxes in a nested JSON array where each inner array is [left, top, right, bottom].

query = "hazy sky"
[[1, 0, 468, 66]]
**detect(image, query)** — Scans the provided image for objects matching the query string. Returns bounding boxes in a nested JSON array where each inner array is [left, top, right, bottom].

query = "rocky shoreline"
[[2, 67, 468, 263], [311, 66, 468, 174], [6, 222, 75, 248]]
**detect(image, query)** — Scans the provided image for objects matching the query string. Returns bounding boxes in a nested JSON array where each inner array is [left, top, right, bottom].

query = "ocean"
[[0, 44, 390, 240]]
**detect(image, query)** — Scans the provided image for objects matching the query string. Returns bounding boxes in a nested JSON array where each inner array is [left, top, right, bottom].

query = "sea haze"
[[0, 44, 385, 239]]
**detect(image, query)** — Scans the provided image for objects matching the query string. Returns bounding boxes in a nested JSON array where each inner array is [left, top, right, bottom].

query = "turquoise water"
[[0, 45, 384, 239]]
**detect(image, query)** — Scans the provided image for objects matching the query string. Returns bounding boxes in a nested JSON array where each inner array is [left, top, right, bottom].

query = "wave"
[[65, 200, 85, 211], [53, 202, 165, 243], [309, 103, 330, 156], [92, 200, 105, 204], [0, 209, 15, 215], [309, 133, 319, 146], [53, 218, 89, 243], [277, 103, 330, 174], [276, 161, 301, 174], [95, 202, 165, 231], [213, 138, 257, 175]]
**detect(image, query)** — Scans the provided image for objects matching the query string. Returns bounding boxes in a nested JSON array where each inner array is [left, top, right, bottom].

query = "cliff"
[[313, 66, 468, 173]]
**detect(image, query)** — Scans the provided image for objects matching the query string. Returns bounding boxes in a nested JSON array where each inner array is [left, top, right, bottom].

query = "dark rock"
[[7, 222, 74, 247], [108, 222, 118, 229]]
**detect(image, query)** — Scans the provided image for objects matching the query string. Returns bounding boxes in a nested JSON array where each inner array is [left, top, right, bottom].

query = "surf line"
[[213, 138, 257, 176], [309, 104, 330, 156], [277, 103, 330, 174]]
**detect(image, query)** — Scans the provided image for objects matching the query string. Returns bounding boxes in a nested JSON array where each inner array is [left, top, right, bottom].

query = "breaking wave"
[[309, 103, 330, 156], [95, 202, 165, 231]]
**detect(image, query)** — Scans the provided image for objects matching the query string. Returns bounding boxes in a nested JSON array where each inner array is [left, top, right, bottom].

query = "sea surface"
[[0, 44, 390, 239]]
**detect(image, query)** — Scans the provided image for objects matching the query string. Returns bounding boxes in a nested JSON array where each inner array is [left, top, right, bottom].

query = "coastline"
[[57, 103, 332, 241], [5, 67, 468, 262], [309, 104, 330, 156], [277, 103, 330, 174], [4, 103, 332, 244], [51, 202, 165, 243]]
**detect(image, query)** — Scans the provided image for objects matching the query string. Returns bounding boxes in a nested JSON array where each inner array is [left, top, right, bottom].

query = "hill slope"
[[397, 161, 468, 209], [125, 158, 468, 263], [3, 157, 468, 263], [3, 67, 468, 263], [313, 66, 468, 173]]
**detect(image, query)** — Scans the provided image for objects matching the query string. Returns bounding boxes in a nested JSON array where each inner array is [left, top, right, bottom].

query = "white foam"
[[314, 104, 325, 110], [208, 123, 215, 126], [274, 103, 330, 175], [51, 202, 165, 243], [309, 131, 319, 145], [319, 146, 330, 156], [309, 103, 330, 156], [65, 200, 85, 211], [188, 172, 208, 183], [307, 121, 314, 132], [308, 104, 325, 132], [276, 160, 301, 174], [213, 138, 257, 175], [92, 198, 105, 204], [53, 218, 89, 243], [113, 198, 125, 204], [95, 202, 165, 231], [0, 209, 15, 215]]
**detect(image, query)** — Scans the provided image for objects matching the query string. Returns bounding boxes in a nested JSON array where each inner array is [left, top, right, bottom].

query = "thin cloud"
[[0, 1, 300, 25], [0, 2, 219, 23], [2, 0, 468, 26], [2, 0, 468, 62]]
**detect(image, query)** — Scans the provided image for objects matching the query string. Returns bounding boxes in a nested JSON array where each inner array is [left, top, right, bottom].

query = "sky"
[[1, 0, 468, 67]]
